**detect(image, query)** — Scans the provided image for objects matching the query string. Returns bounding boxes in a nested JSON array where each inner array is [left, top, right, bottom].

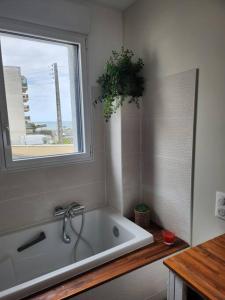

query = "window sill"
[[1, 150, 94, 173]]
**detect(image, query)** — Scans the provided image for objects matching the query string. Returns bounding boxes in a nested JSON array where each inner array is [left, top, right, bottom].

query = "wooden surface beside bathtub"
[[25, 223, 188, 300], [164, 233, 225, 300]]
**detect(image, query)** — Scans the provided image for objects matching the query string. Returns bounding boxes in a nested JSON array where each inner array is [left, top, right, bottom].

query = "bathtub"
[[0, 207, 153, 300]]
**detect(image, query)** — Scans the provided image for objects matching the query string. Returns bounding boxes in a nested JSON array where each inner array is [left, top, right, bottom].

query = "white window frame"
[[0, 17, 93, 171]]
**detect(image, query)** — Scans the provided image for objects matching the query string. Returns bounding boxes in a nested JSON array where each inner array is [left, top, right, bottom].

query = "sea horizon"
[[34, 121, 72, 130]]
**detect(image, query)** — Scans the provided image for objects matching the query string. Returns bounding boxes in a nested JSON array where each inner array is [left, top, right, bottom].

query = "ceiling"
[[87, 0, 136, 10]]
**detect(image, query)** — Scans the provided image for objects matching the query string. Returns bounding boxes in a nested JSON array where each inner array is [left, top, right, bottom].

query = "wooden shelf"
[[164, 234, 225, 300], [25, 222, 188, 300]]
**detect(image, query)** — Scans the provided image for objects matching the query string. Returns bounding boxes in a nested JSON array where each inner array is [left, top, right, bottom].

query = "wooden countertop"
[[25, 223, 188, 300], [164, 234, 225, 300]]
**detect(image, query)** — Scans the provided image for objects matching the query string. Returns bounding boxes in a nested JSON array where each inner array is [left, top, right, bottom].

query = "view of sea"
[[35, 121, 73, 130]]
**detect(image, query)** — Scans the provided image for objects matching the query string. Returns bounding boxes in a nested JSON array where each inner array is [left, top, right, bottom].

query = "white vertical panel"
[[142, 69, 197, 243]]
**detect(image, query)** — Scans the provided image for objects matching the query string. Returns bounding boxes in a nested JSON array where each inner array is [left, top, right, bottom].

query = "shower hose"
[[68, 210, 94, 261]]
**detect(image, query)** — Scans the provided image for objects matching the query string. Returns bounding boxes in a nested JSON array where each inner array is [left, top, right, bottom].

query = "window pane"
[[0, 33, 82, 161]]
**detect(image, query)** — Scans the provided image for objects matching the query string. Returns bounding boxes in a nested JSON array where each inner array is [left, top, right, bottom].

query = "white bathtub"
[[0, 207, 153, 300]]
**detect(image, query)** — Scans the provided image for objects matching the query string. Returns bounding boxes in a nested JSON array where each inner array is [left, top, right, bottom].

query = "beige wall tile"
[[0, 181, 106, 235]]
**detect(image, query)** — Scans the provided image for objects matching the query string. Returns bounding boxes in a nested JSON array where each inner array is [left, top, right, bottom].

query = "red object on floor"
[[162, 230, 176, 245]]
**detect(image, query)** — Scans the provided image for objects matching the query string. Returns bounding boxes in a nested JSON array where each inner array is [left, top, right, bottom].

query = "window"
[[0, 26, 91, 170]]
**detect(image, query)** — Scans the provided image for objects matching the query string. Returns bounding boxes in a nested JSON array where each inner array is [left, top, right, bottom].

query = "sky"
[[0, 33, 74, 122]]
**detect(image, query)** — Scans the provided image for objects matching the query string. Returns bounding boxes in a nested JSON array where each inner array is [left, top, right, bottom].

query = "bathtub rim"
[[0, 206, 154, 300]]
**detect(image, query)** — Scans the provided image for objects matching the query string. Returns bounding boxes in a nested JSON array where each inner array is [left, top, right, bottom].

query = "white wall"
[[0, 0, 91, 34], [106, 107, 123, 213], [106, 102, 142, 217], [141, 69, 196, 243], [0, 0, 123, 234], [124, 0, 225, 245]]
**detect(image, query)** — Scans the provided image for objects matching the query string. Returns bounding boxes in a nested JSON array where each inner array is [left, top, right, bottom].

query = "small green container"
[[134, 203, 150, 229]]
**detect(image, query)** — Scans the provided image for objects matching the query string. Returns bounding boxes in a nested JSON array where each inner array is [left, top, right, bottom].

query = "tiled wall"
[[106, 107, 123, 213], [106, 101, 142, 217], [0, 1, 123, 235], [122, 102, 142, 216], [106, 70, 197, 241], [0, 105, 106, 234], [142, 70, 197, 242], [124, 0, 225, 246]]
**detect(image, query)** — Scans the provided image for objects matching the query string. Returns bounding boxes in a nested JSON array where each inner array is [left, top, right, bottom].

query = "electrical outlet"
[[215, 191, 225, 220]]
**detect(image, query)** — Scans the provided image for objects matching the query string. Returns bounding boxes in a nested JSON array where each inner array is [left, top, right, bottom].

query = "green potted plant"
[[134, 203, 150, 228], [94, 47, 145, 121]]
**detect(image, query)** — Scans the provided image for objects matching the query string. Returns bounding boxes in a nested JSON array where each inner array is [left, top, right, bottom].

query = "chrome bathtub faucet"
[[54, 202, 85, 244]]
